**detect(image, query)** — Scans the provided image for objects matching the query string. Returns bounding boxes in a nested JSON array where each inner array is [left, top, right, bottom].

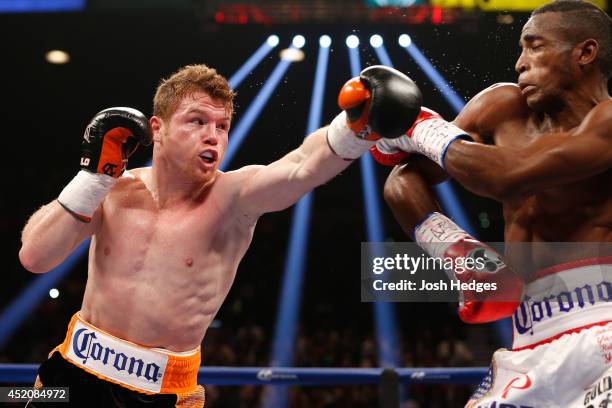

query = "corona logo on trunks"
[[71, 328, 162, 383], [513, 281, 612, 335], [65, 320, 169, 392]]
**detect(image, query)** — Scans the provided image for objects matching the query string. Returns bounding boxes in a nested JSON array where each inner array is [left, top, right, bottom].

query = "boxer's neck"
[[540, 80, 610, 131], [147, 160, 216, 209]]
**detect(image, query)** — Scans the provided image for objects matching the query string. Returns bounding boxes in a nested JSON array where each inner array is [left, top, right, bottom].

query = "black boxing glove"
[[327, 65, 422, 160], [58, 107, 152, 222], [80, 107, 152, 177]]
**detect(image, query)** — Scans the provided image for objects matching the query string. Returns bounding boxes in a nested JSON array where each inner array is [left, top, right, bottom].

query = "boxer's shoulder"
[[108, 168, 149, 193], [104, 167, 152, 210], [456, 83, 529, 137], [585, 98, 612, 126], [565, 99, 612, 141], [209, 165, 263, 203], [468, 83, 528, 118], [217, 165, 265, 192]]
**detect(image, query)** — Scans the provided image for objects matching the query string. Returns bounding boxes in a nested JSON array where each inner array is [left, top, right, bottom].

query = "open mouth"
[[199, 150, 218, 165]]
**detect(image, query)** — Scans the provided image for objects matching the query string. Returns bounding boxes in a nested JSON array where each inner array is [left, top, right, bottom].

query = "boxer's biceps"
[[235, 160, 308, 216], [19, 201, 102, 273]]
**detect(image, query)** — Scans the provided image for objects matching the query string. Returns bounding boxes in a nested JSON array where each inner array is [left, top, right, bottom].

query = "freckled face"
[[153, 92, 231, 183]]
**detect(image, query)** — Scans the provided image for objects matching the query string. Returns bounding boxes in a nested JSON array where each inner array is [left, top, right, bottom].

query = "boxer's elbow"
[[483, 169, 529, 202], [19, 245, 52, 273], [383, 171, 405, 209]]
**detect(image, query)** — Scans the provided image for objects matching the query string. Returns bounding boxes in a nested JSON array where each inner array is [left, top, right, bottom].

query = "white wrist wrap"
[[58, 170, 117, 220], [327, 111, 376, 160], [414, 212, 473, 259], [376, 135, 417, 154], [410, 118, 468, 168]]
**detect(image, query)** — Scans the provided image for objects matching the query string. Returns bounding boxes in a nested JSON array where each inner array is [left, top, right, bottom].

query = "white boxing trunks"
[[467, 258, 612, 408]]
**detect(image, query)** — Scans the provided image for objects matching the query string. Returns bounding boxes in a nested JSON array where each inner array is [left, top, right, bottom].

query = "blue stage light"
[[370, 34, 383, 48], [292, 35, 306, 49], [398, 34, 412, 48], [262, 35, 332, 408], [319, 35, 331, 48], [346, 35, 360, 49]]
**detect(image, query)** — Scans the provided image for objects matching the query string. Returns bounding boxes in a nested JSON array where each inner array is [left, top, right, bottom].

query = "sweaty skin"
[[384, 12, 612, 272], [20, 92, 351, 351]]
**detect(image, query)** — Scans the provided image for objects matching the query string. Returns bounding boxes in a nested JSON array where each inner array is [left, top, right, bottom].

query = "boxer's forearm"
[[384, 162, 443, 239], [443, 141, 517, 201], [19, 201, 97, 273], [235, 127, 353, 215], [293, 127, 353, 186], [445, 128, 612, 201]]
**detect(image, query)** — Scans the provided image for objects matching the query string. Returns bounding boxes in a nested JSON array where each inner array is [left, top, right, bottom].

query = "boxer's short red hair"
[[153, 64, 235, 120]]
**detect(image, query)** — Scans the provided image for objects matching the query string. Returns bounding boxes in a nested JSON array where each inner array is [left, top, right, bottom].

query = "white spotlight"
[[319, 35, 331, 48], [370, 35, 383, 48], [346, 35, 359, 49], [267, 35, 280, 47], [398, 34, 412, 48], [49, 288, 59, 299], [45, 50, 70, 65], [292, 35, 305, 49]]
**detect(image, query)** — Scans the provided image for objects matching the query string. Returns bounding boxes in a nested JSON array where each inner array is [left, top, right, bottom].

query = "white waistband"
[[512, 260, 612, 349], [61, 313, 200, 394]]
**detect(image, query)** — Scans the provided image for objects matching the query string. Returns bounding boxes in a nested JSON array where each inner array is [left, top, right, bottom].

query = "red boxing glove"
[[369, 107, 443, 167], [369, 138, 411, 166], [443, 239, 524, 323], [405, 107, 443, 137]]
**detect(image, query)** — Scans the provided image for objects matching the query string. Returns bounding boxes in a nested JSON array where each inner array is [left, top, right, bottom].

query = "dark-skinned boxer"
[[372, 1, 612, 406]]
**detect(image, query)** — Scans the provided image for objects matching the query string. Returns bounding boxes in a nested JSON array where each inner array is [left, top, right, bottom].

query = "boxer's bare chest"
[[93, 175, 256, 284], [493, 119, 611, 243], [82, 173, 258, 348]]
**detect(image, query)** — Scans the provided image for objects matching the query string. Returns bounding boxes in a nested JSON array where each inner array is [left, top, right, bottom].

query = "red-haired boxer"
[[372, 0, 612, 406], [20, 64, 420, 407]]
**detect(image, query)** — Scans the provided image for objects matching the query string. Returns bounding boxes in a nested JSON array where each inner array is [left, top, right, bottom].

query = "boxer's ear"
[[575, 38, 599, 67], [150, 116, 163, 143]]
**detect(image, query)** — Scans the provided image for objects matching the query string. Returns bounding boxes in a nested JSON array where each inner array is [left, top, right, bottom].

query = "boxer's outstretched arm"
[[446, 99, 612, 201], [19, 202, 101, 273], [235, 127, 352, 216], [236, 66, 422, 216]]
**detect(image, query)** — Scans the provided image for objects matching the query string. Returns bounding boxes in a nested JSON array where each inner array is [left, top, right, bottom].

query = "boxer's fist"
[[370, 107, 443, 166], [405, 107, 442, 137], [444, 239, 524, 323], [338, 65, 423, 140], [370, 137, 415, 166], [81, 107, 152, 178]]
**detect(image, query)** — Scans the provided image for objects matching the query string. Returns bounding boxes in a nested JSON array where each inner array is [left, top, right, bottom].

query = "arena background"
[[1, 0, 609, 406]]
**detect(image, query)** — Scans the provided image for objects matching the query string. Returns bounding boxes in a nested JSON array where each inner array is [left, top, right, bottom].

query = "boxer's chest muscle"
[[495, 122, 611, 241], [98, 183, 245, 277]]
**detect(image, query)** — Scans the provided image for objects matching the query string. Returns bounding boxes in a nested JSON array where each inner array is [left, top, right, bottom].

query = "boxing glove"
[[327, 65, 423, 160], [58, 107, 152, 222]]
